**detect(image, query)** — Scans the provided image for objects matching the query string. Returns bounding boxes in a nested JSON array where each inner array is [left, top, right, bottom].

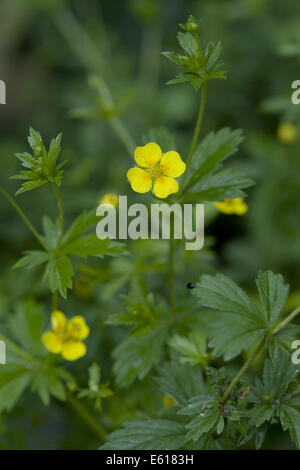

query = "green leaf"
[[184, 128, 244, 191], [113, 325, 168, 388], [183, 168, 254, 202], [13, 250, 49, 270], [184, 407, 219, 442], [61, 209, 98, 246], [43, 254, 73, 298], [156, 361, 205, 407], [101, 419, 186, 450], [107, 293, 162, 336], [277, 405, 300, 449], [256, 270, 289, 326], [168, 331, 209, 365], [177, 32, 198, 57], [62, 233, 125, 259], [247, 404, 275, 427], [12, 128, 64, 195], [8, 299, 44, 356], [193, 273, 267, 360], [42, 216, 60, 250], [0, 365, 33, 412]]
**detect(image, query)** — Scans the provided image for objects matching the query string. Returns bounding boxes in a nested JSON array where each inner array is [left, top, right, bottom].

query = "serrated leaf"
[[61, 209, 98, 246], [113, 325, 168, 388], [62, 234, 126, 259], [177, 32, 198, 57], [168, 331, 209, 365], [256, 270, 289, 326], [183, 168, 254, 202], [101, 419, 186, 450], [13, 250, 49, 270], [43, 254, 73, 298], [156, 361, 205, 407], [184, 128, 244, 191]]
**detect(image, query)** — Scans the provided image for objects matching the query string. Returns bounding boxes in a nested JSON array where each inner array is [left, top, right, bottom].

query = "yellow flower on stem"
[[214, 198, 248, 216], [100, 192, 119, 207], [42, 310, 90, 361], [127, 142, 186, 199], [277, 122, 297, 145]]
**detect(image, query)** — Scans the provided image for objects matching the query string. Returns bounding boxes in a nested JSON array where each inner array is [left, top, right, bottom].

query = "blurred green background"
[[0, 0, 300, 449]]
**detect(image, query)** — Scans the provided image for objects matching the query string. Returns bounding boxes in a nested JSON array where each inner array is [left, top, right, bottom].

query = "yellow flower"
[[214, 198, 248, 216], [162, 395, 177, 408], [127, 142, 186, 199], [277, 122, 297, 145], [100, 192, 119, 207], [42, 310, 90, 361]]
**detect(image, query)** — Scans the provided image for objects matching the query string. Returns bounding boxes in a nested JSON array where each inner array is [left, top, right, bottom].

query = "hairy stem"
[[0, 185, 48, 251], [271, 306, 300, 335], [181, 82, 207, 189], [66, 391, 107, 442], [53, 183, 64, 239], [221, 337, 266, 405]]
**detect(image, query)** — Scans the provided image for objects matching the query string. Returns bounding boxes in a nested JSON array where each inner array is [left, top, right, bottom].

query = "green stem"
[[221, 337, 266, 405], [66, 391, 107, 442], [169, 215, 175, 314], [271, 306, 300, 336], [181, 82, 207, 189], [52, 291, 59, 311], [0, 185, 48, 251], [110, 117, 136, 157], [53, 184, 64, 239]]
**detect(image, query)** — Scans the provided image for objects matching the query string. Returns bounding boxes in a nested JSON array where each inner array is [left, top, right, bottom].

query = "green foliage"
[[168, 331, 210, 366], [76, 363, 113, 411], [101, 419, 186, 450], [12, 128, 65, 195], [163, 16, 226, 90], [182, 128, 254, 202]]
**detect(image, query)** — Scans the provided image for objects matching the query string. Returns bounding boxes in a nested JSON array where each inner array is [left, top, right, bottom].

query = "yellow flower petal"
[[42, 332, 63, 354], [51, 310, 67, 335], [67, 316, 90, 340], [153, 176, 179, 199], [159, 151, 186, 178], [277, 123, 297, 145], [127, 167, 153, 193], [214, 198, 248, 216], [100, 193, 119, 207], [134, 142, 162, 168], [61, 340, 87, 361]]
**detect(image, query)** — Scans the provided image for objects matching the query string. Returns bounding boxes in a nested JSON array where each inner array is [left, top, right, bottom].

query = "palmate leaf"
[[12, 128, 65, 195], [163, 20, 226, 91], [193, 271, 291, 360], [101, 419, 186, 450], [245, 347, 300, 448], [13, 250, 49, 270]]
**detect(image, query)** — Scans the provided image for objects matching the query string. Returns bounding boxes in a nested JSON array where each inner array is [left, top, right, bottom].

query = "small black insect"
[[186, 282, 196, 289]]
